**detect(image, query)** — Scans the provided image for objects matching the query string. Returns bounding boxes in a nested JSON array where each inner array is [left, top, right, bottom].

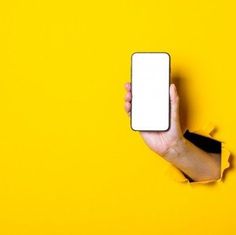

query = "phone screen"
[[131, 52, 170, 131]]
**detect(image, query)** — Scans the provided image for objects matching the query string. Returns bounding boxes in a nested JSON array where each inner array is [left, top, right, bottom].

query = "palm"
[[140, 124, 181, 156]]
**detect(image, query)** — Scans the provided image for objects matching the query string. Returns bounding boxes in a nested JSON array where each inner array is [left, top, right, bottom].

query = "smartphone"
[[131, 52, 170, 131]]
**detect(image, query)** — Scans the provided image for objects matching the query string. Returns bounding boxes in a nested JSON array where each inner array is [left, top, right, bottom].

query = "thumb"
[[170, 83, 180, 123]]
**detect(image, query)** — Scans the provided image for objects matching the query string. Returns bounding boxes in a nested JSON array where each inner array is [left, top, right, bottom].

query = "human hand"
[[124, 82, 183, 156]]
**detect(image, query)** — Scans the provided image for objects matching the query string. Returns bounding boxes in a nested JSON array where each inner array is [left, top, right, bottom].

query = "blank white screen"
[[131, 53, 170, 131]]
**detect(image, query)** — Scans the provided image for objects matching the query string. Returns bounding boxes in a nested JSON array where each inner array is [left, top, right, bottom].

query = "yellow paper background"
[[0, 0, 235, 234]]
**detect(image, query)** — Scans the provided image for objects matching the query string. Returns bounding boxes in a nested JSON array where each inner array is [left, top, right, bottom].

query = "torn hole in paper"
[[165, 123, 231, 184]]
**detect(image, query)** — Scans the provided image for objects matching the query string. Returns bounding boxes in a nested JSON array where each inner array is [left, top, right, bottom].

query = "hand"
[[124, 82, 183, 156]]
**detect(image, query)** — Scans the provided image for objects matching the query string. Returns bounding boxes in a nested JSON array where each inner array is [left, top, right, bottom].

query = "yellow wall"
[[0, 0, 235, 234]]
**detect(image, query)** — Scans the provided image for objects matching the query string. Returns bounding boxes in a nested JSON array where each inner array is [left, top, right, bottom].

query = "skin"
[[124, 82, 221, 182]]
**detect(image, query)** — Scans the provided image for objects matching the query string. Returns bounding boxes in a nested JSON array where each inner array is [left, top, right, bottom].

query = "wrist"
[[162, 136, 187, 161]]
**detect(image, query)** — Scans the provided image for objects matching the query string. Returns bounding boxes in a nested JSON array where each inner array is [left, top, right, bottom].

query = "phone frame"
[[130, 52, 171, 132]]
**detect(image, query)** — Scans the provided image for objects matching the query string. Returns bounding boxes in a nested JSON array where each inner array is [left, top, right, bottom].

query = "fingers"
[[124, 82, 131, 115], [125, 101, 131, 115], [125, 91, 132, 102], [170, 83, 180, 123], [124, 82, 181, 123], [170, 83, 179, 103], [124, 82, 131, 91]]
